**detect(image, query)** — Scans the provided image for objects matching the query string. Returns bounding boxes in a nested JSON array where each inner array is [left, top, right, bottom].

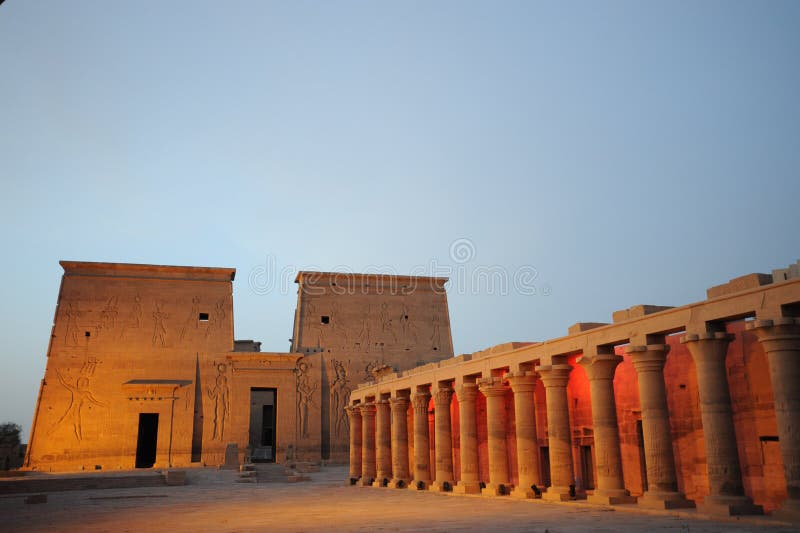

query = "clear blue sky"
[[1, 1, 798, 441]]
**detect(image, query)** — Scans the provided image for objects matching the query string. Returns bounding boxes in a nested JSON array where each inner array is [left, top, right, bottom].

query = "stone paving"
[[1, 466, 795, 532]]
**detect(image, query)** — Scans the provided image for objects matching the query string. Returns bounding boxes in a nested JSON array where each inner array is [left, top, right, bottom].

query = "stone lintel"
[[707, 273, 773, 299], [612, 305, 675, 324], [568, 322, 609, 335]]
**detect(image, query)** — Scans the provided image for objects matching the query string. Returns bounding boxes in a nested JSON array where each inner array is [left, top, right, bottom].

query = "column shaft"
[[410, 391, 432, 489], [506, 372, 542, 499], [346, 406, 362, 483], [358, 402, 377, 486], [478, 377, 510, 495], [627, 344, 693, 509], [453, 383, 481, 494], [374, 399, 392, 486], [430, 386, 455, 491], [389, 396, 410, 488]]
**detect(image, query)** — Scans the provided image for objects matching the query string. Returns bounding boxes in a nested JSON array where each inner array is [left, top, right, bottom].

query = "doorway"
[[135, 413, 159, 468], [540, 446, 551, 487], [580, 445, 595, 490], [249, 388, 277, 462]]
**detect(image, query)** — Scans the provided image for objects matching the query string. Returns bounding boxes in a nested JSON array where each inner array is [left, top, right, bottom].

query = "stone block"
[[24, 494, 47, 504], [706, 273, 773, 299], [164, 470, 186, 486]]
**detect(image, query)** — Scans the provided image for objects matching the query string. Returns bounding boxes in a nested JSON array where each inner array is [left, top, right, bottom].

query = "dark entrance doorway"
[[540, 446, 551, 487], [249, 388, 277, 462], [580, 445, 595, 490], [135, 413, 159, 468]]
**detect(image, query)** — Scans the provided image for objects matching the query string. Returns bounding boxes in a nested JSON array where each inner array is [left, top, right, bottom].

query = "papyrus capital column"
[[505, 371, 542, 498], [747, 318, 800, 521], [681, 332, 762, 515], [627, 344, 693, 509], [430, 385, 455, 491], [388, 396, 410, 488], [478, 377, 511, 496], [345, 405, 362, 484], [453, 383, 481, 494], [358, 402, 377, 486], [410, 391, 432, 490], [372, 399, 392, 487], [579, 353, 636, 505], [537, 364, 581, 501]]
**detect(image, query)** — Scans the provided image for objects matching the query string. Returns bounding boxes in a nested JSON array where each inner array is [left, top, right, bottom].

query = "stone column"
[[345, 405, 362, 484], [453, 382, 481, 494], [388, 395, 410, 488], [478, 377, 511, 496], [358, 402, 377, 486], [430, 385, 455, 491], [579, 354, 636, 504], [537, 364, 582, 501], [410, 390, 432, 490], [680, 332, 762, 515], [747, 318, 800, 522], [372, 399, 392, 487], [626, 344, 693, 509], [506, 371, 543, 499]]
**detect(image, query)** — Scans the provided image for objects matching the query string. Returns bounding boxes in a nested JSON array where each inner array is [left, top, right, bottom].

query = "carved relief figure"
[[64, 303, 84, 346], [180, 296, 201, 341], [207, 364, 230, 440], [81, 356, 99, 377], [98, 296, 119, 335], [152, 303, 169, 347], [379, 302, 397, 343], [329, 359, 351, 439], [430, 304, 441, 348], [120, 294, 142, 339], [399, 302, 419, 345], [305, 299, 325, 347], [295, 359, 318, 439], [356, 305, 372, 351], [50, 370, 105, 442], [206, 299, 226, 339], [329, 300, 348, 346]]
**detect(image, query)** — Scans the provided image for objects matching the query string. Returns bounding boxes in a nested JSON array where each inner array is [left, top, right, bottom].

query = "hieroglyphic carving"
[[430, 304, 441, 348], [208, 363, 230, 440], [50, 370, 105, 442], [64, 303, 84, 346], [356, 305, 372, 351], [329, 300, 348, 346], [295, 358, 318, 439], [81, 356, 99, 377], [152, 303, 169, 347], [205, 298, 226, 339], [399, 301, 419, 345], [180, 296, 201, 341], [379, 302, 397, 343], [330, 359, 351, 440], [98, 296, 119, 336], [120, 294, 142, 340]]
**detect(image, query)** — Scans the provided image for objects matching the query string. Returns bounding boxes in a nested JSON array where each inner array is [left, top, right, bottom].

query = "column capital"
[[504, 371, 538, 392], [477, 377, 508, 397], [433, 386, 453, 406], [680, 331, 734, 364], [411, 392, 431, 415], [535, 364, 572, 388], [345, 405, 362, 418], [747, 317, 800, 351], [390, 396, 410, 410], [456, 382, 479, 403], [376, 398, 390, 406], [626, 344, 670, 373], [578, 354, 623, 381], [358, 402, 377, 416]]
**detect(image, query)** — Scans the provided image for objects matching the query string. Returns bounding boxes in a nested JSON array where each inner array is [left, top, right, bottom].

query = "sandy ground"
[[1, 466, 795, 533]]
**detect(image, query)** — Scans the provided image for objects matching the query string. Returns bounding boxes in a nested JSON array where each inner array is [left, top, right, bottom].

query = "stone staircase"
[[235, 462, 317, 484]]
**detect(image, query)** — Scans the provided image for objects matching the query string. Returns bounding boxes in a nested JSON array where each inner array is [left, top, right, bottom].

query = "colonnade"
[[345, 317, 800, 519]]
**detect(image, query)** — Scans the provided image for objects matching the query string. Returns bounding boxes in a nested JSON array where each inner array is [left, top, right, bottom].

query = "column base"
[[638, 491, 695, 510], [408, 479, 431, 490], [345, 477, 360, 486], [370, 476, 392, 488], [429, 480, 455, 492], [452, 481, 482, 494], [771, 499, 800, 525], [698, 495, 763, 516], [481, 482, 513, 496], [541, 486, 586, 502], [388, 478, 409, 489], [587, 489, 637, 505], [357, 476, 376, 487], [510, 485, 543, 499]]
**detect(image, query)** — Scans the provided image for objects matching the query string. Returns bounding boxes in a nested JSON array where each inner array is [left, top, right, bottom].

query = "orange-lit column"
[[537, 364, 581, 501], [410, 390, 432, 490], [506, 371, 542, 498], [389, 395, 410, 488], [579, 353, 636, 504], [478, 377, 511, 496], [747, 318, 800, 521], [358, 402, 377, 486], [345, 405, 362, 484], [373, 399, 392, 487], [681, 332, 762, 515], [453, 382, 481, 494], [626, 344, 693, 509], [430, 385, 455, 491]]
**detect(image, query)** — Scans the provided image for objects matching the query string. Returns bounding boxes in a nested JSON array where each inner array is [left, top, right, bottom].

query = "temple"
[[345, 263, 800, 521]]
